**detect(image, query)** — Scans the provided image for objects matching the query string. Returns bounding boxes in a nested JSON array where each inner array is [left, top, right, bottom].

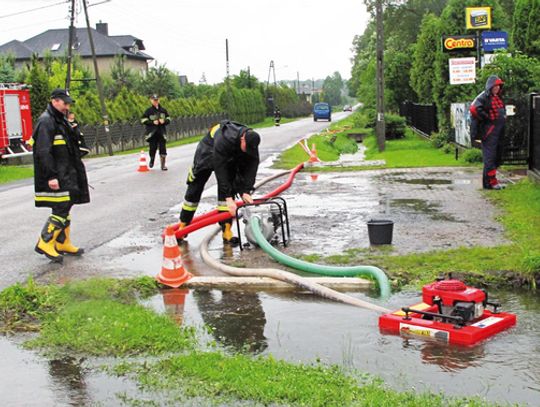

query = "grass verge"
[[273, 115, 359, 169], [363, 128, 475, 168], [299, 179, 540, 289], [1, 277, 498, 406], [0, 164, 34, 185]]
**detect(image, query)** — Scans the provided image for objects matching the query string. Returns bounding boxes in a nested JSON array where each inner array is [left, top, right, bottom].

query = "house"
[[0, 22, 153, 73]]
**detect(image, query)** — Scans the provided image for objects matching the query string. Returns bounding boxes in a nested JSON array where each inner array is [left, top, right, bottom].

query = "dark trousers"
[[481, 133, 500, 188], [179, 168, 232, 228], [52, 202, 73, 220], [149, 137, 167, 159]]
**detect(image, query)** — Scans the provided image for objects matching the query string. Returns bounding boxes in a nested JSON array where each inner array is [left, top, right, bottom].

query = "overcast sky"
[[0, 0, 369, 84]]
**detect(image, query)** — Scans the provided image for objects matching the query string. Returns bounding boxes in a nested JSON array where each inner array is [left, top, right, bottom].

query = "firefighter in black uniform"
[[67, 111, 90, 157], [470, 75, 506, 190], [141, 94, 170, 170], [178, 120, 261, 244], [32, 89, 90, 263]]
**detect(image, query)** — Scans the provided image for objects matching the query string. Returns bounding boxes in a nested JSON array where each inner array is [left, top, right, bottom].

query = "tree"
[[26, 55, 50, 122], [513, 0, 540, 58], [232, 69, 259, 89], [136, 64, 182, 99], [411, 13, 442, 103], [0, 54, 16, 83], [322, 72, 344, 106]]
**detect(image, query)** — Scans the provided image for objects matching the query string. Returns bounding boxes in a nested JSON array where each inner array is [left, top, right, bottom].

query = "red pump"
[[379, 276, 516, 346]]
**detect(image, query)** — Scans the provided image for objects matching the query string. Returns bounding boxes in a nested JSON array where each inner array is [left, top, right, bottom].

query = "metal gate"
[[501, 95, 529, 164]]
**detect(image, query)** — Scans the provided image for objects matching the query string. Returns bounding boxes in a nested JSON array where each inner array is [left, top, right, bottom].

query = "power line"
[[0, 0, 69, 19]]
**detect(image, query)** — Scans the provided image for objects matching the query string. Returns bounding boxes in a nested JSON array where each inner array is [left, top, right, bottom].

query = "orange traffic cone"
[[308, 143, 321, 163], [137, 150, 150, 172], [162, 288, 189, 325], [156, 225, 192, 288]]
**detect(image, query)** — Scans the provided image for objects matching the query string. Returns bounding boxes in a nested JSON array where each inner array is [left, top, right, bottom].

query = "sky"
[[0, 0, 370, 84]]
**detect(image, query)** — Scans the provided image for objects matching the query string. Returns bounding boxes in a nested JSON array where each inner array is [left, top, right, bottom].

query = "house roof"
[[0, 40, 34, 60], [0, 28, 153, 61]]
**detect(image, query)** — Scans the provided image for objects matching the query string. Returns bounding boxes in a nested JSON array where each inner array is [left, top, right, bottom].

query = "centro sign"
[[443, 35, 477, 52]]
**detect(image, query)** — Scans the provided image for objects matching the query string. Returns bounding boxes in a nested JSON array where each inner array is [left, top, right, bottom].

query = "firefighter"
[[67, 111, 90, 157], [32, 89, 90, 263], [178, 120, 261, 244], [274, 107, 281, 126], [141, 94, 170, 170], [470, 75, 506, 190]]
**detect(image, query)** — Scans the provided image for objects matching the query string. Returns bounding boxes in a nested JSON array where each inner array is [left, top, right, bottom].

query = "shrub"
[[385, 114, 406, 139], [463, 148, 483, 163], [442, 143, 453, 154]]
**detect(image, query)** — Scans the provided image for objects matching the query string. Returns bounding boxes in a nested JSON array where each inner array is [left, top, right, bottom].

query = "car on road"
[[343, 105, 352, 112], [313, 102, 331, 121]]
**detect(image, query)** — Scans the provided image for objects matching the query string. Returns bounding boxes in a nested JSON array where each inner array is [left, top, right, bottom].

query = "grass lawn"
[[300, 179, 540, 289], [364, 129, 475, 168], [0, 277, 496, 406], [0, 165, 33, 185]]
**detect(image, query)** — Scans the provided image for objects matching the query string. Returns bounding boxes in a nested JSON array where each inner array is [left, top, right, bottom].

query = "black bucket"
[[367, 219, 394, 245]]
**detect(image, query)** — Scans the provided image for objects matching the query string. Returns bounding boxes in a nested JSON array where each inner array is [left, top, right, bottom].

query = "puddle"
[[142, 288, 540, 406], [0, 336, 141, 406]]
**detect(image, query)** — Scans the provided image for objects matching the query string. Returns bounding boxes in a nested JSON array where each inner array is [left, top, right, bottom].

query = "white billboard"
[[449, 57, 476, 85]]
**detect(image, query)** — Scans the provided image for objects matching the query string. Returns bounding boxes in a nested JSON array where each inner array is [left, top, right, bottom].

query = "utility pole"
[[82, 0, 113, 155], [65, 0, 76, 90], [225, 38, 232, 116], [375, 0, 385, 152]]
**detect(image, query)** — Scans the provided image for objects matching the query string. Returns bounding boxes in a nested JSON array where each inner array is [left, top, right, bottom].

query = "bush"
[[442, 143, 453, 154], [385, 114, 406, 139], [463, 148, 483, 163]]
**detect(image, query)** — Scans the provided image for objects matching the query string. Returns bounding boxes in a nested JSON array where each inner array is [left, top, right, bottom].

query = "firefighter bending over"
[[178, 120, 261, 244], [32, 89, 90, 263]]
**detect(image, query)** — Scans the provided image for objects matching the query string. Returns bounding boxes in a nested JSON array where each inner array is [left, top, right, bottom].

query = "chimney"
[[96, 21, 108, 36]]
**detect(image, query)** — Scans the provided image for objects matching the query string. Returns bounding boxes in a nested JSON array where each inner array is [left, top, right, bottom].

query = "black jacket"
[[32, 104, 90, 208], [192, 120, 259, 199], [141, 105, 170, 141], [470, 75, 506, 141]]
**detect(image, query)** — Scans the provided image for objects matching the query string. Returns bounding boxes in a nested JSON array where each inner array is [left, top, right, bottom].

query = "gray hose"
[[200, 225, 391, 313]]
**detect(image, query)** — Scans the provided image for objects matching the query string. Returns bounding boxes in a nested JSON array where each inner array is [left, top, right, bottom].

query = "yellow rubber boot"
[[56, 223, 84, 256], [176, 222, 187, 243], [35, 217, 64, 263], [222, 223, 239, 246]]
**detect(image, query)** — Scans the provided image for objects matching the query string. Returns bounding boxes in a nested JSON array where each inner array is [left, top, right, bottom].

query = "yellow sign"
[[466, 7, 492, 29]]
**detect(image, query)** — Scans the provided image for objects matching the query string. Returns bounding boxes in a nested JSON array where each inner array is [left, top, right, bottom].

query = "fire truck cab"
[[0, 83, 33, 159]]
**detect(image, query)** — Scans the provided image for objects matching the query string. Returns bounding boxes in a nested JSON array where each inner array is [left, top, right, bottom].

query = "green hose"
[[250, 216, 391, 298]]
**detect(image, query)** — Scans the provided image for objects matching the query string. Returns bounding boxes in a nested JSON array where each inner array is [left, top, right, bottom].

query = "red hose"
[[173, 163, 304, 239]]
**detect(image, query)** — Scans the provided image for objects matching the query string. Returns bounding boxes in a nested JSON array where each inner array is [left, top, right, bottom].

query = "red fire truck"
[[0, 83, 33, 159]]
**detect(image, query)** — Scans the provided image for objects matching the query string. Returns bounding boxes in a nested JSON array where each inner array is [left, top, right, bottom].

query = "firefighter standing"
[[32, 89, 90, 263], [178, 120, 261, 244], [274, 107, 281, 126], [67, 111, 90, 157], [141, 94, 170, 170], [470, 75, 506, 190]]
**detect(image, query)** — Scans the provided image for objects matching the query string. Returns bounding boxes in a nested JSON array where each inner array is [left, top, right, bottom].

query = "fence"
[[399, 101, 438, 136], [530, 93, 540, 176], [80, 113, 227, 155]]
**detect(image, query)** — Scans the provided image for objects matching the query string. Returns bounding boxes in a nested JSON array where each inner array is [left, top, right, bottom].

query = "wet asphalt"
[[0, 113, 349, 290]]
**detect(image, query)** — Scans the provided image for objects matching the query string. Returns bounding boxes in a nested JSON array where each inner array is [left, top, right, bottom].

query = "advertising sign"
[[481, 31, 508, 51], [449, 57, 476, 85], [451, 103, 472, 147], [443, 35, 477, 52], [466, 7, 491, 29]]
